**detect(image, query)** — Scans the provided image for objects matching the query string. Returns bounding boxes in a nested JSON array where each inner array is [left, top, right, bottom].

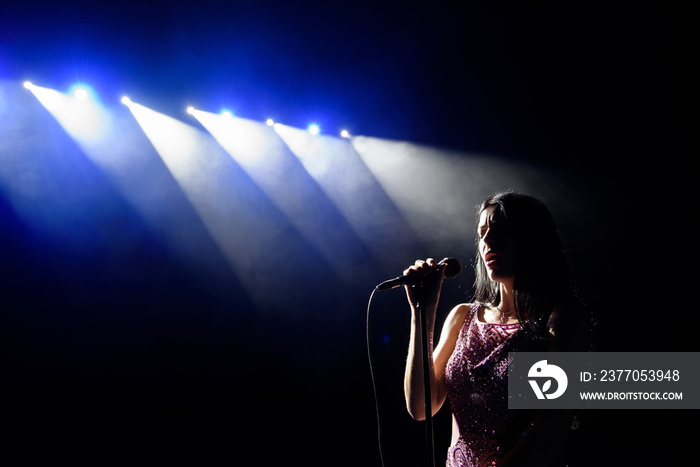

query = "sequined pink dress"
[[445, 303, 537, 467]]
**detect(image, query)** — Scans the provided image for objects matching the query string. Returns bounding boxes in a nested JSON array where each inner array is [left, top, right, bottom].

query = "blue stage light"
[[308, 124, 320, 135], [266, 119, 274, 126], [74, 88, 89, 100], [66, 83, 95, 101], [340, 129, 350, 138]]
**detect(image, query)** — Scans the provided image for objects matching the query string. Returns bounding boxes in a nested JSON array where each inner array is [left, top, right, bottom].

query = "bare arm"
[[401, 258, 470, 420]]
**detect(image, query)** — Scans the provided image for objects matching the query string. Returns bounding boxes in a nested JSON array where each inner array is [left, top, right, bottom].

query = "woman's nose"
[[482, 227, 501, 246]]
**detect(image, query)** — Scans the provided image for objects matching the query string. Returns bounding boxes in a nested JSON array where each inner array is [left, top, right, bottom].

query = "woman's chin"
[[487, 270, 514, 284]]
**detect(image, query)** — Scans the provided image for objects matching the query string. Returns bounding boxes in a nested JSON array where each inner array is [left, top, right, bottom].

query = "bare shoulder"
[[434, 303, 474, 360], [441, 303, 475, 337]]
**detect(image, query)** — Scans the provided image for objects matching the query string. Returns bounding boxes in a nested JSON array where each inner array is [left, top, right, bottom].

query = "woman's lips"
[[484, 251, 502, 266]]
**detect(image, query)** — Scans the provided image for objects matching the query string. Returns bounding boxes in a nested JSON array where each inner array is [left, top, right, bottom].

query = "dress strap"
[[458, 303, 480, 336]]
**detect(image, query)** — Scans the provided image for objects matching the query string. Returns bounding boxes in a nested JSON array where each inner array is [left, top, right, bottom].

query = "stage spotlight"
[[23, 81, 33, 89], [340, 129, 350, 138], [73, 88, 89, 101], [121, 96, 132, 106], [308, 124, 320, 135], [26, 82, 108, 148], [266, 119, 274, 126], [221, 110, 233, 118], [186, 106, 195, 115]]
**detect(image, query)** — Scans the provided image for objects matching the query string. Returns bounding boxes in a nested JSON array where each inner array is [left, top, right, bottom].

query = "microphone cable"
[[366, 285, 387, 467]]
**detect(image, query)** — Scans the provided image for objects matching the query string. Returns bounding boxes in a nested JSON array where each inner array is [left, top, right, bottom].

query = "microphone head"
[[440, 257, 462, 279]]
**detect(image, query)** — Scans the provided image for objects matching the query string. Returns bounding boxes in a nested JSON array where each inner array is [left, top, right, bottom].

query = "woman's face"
[[478, 205, 516, 285]]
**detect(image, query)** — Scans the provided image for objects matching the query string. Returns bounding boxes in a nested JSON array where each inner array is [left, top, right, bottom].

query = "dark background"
[[1, 1, 696, 465]]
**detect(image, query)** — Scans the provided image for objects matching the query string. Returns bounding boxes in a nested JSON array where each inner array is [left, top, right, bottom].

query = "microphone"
[[375, 257, 462, 291]]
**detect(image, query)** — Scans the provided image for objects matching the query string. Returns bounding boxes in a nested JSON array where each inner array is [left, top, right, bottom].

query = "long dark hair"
[[473, 191, 578, 337]]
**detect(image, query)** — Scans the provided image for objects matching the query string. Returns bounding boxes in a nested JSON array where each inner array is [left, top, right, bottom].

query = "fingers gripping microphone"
[[375, 257, 462, 291]]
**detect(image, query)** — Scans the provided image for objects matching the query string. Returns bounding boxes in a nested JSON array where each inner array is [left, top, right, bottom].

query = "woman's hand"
[[403, 258, 447, 314], [402, 258, 465, 420]]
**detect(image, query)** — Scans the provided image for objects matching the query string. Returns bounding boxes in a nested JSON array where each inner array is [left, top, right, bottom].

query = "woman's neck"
[[497, 281, 515, 314]]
